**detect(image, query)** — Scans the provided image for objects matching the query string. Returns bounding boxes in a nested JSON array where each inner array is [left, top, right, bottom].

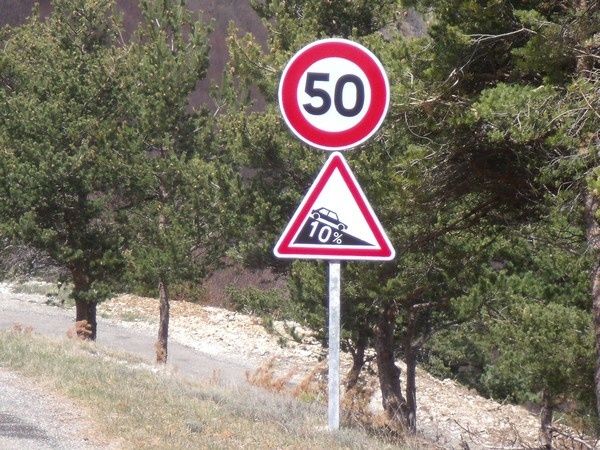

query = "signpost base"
[[328, 261, 341, 431]]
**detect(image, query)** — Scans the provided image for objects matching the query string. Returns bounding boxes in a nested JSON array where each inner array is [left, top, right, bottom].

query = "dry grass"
[[0, 329, 422, 449], [245, 358, 437, 449], [246, 358, 298, 393], [292, 361, 327, 401], [66, 320, 93, 339]]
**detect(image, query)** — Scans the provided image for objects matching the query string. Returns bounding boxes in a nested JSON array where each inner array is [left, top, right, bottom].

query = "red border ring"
[[278, 38, 390, 151]]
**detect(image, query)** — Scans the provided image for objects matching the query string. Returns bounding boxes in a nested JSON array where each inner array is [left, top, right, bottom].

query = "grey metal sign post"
[[328, 261, 341, 430]]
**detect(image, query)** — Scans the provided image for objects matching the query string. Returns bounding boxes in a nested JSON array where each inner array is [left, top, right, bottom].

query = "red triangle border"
[[274, 152, 395, 261]]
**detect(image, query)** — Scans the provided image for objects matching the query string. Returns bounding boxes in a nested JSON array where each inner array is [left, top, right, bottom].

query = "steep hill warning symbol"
[[294, 207, 373, 246], [274, 152, 395, 261]]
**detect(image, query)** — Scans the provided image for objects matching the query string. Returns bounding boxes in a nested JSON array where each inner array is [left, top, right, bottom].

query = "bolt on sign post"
[[275, 38, 394, 431]]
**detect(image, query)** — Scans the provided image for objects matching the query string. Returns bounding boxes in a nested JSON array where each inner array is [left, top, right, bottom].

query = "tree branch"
[[468, 27, 537, 44]]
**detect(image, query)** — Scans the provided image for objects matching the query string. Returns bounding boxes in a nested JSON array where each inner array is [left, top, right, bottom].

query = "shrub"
[[228, 286, 292, 319]]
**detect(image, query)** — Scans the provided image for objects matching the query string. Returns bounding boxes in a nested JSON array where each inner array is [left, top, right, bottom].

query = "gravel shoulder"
[[0, 368, 113, 450]]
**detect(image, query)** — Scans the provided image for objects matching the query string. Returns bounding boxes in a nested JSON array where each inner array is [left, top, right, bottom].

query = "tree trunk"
[[156, 176, 171, 364], [71, 266, 96, 340], [374, 303, 408, 427], [405, 346, 417, 433], [403, 309, 419, 434], [346, 332, 367, 391], [75, 299, 97, 340], [584, 191, 600, 416], [404, 305, 421, 433], [156, 277, 170, 364], [540, 389, 554, 450]]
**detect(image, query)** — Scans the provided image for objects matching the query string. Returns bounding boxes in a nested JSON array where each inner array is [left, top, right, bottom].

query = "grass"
[[116, 310, 144, 322], [0, 329, 425, 449]]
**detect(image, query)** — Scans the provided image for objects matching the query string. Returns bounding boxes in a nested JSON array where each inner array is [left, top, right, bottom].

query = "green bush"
[[228, 286, 292, 320]]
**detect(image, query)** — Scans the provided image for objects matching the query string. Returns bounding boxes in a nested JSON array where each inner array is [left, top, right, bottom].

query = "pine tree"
[[427, 212, 595, 443], [0, 0, 223, 348], [120, 0, 221, 364], [0, 0, 140, 339], [403, 0, 600, 427]]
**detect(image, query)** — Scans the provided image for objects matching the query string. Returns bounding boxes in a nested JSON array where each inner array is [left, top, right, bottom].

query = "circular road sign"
[[278, 38, 390, 151]]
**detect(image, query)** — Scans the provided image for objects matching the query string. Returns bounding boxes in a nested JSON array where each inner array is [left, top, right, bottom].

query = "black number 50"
[[302, 72, 365, 117]]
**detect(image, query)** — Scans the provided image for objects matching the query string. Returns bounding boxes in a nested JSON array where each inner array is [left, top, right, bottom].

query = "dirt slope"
[[99, 292, 581, 449]]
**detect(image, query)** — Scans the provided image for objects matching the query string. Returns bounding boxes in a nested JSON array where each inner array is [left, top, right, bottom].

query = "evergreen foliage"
[[121, 0, 218, 292], [427, 215, 595, 417], [218, 0, 599, 433], [0, 1, 140, 339]]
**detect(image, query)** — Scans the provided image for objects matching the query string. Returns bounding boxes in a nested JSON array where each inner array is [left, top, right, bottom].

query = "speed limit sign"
[[278, 38, 390, 151]]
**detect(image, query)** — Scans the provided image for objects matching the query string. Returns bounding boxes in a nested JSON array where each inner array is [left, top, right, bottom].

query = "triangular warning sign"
[[274, 152, 395, 261]]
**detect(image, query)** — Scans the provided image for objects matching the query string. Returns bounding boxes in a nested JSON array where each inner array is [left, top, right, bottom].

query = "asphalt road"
[[0, 285, 253, 449], [0, 287, 252, 384]]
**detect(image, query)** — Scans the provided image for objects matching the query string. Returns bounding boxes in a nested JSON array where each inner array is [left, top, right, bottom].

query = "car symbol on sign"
[[311, 207, 347, 231]]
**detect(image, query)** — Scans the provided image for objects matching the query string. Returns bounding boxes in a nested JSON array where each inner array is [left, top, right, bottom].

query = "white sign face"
[[279, 39, 390, 151], [274, 152, 395, 260], [296, 57, 372, 133], [302, 169, 378, 247]]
